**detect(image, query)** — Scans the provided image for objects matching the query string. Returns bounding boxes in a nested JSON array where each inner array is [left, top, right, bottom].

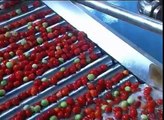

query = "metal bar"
[[75, 1, 163, 35]]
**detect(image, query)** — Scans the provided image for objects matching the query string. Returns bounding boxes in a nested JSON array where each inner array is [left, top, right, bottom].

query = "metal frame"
[[75, 1, 163, 34]]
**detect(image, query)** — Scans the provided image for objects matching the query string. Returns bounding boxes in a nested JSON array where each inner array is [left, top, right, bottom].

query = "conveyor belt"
[[43, 1, 163, 89], [0, 1, 162, 120]]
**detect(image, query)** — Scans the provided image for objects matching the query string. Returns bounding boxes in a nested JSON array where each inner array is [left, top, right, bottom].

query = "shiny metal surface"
[[79, 1, 163, 63], [153, 5, 162, 20], [75, 1, 162, 34], [138, 0, 160, 16], [138, 0, 162, 21], [43, 1, 162, 90]]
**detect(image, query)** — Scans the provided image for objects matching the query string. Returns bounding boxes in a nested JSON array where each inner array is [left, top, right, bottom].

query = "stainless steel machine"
[[138, 0, 162, 21]]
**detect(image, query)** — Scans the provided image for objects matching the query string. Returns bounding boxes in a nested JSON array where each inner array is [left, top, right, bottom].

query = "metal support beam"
[[75, 1, 163, 35]]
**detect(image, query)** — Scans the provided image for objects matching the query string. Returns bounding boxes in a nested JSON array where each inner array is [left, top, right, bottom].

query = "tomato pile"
[[0, 1, 41, 22], [0, 1, 163, 120]]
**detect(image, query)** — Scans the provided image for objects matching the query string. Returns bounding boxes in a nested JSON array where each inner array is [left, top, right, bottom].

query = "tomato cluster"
[[0, 1, 163, 120]]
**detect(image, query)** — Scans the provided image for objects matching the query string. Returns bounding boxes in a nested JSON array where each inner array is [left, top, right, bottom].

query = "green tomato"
[[67, 32, 73, 37], [23, 76, 29, 82], [6, 61, 13, 69], [74, 58, 80, 63], [28, 26, 32, 30], [34, 105, 41, 113], [9, 51, 14, 57], [27, 22, 32, 26], [141, 114, 148, 120], [101, 104, 107, 111], [74, 114, 82, 120], [58, 58, 64, 63], [127, 96, 135, 105], [42, 22, 48, 28], [15, 9, 22, 14], [1, 80, 7, 86], [113, 90, 119, 97], [30, 106, 35, 112], [120, 100, 128, 108], [32, 64, 38, 69], [41, 99, 49, 107], [60, 67, 65, 72], [107, 100, 112, 103], [36, 37, 43, 44], [60, 101, 67, 108], [125, 86, 131, 92], [49, 115, 58, 120], [24, 52, 30, 58], [0, 57, 3, 62], [5, 32, 11, 37], [23, 105, 30, 110], [46, 28, 52, 33], [41, 77, 48, 82], [87, 74, 95, 81], [0, 89, 6, 97], [56, 46, 61, 50], [35, 26, 39, 30], [21, 39, 27, 45]]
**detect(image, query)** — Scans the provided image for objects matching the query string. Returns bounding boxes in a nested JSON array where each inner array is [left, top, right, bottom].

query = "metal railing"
[[75, 1, 163, 35]]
